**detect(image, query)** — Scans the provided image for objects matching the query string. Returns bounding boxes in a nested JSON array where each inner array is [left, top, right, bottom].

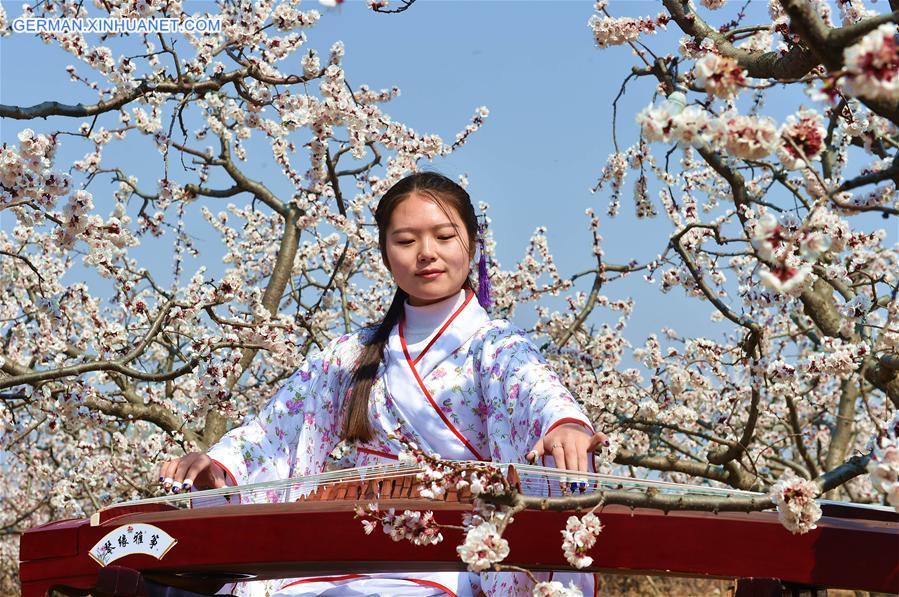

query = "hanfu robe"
[[206, 291, 597, 596]]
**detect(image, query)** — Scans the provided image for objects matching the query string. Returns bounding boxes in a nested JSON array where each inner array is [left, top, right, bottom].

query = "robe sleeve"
[[480, 322, 593, 462], [479, 322, 597, 597], [205, 334, 355, 491]]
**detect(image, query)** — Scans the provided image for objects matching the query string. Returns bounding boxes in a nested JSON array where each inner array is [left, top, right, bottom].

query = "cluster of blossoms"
[[801, 338, 869, 376], [750, 212, 833, 295], [637, 84, 831, 175], [587, 2, 669, 48], [453, 106, 490, 149], [867, 413, 899, 512], [1, 129, 70, 210], [842, 23, 899, 101], [56, 190, 94, 249], [694, 53, 748, 100], [769, 473, 823, 534], [353, 503, 444, 546], [836, 0, 878, 26], [591, 152, 627, 214], [395, 434, 510, 499], [456, 520, 511, 572], [722, 113, 780, 160], [560, 512, 603, 569], [758, 264, 811, 296], [638, 101, 786, 162], [383, 436, 516, 571]]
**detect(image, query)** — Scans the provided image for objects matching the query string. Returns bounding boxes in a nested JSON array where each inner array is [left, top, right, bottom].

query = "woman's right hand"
[[158, 452, 227, 493]]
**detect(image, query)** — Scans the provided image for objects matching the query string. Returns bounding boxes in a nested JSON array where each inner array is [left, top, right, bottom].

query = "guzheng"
[[19, 462, 899, 596]]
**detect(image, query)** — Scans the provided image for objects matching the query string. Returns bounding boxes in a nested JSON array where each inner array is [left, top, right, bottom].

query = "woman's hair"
[[341, 171, 479, 442]]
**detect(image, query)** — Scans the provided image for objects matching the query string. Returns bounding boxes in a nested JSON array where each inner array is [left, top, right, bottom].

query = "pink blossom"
[[867, 413, 899, 512], [671, 105, 716, 145], [759, 265, 812, 295], [750, 213, 784, 261], [798, 230, 832, 260], [843, 23, 899, 101], [837, 294, 872, 319], [694, 53, 748, 99], [777, 109, 826, 169], [801, 341, 868, 375], [769, 473, 822, 534], [357, 506, 444, 546], [637, 105, 676, 143], [723, 113, 779, 160], [457, 522, 510, 572], [560, 512, 602, 568], [587, 9, 669, 49]]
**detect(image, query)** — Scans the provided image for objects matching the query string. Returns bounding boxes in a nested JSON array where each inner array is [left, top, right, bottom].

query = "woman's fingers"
[[526, 439, 544, 464], [157, 453, 209, 494], [183, 459, 203, 491], [549, 439, 566, 472], [562, 438, 585, 493], [172, 455, 199, 493], [158, 459, 178, 490], [577, 441, 588, 474], [587, 431, 610, 452], [563, 438, 580, 474], [182, 457, 208, 492], [527, 425, 611, 493]]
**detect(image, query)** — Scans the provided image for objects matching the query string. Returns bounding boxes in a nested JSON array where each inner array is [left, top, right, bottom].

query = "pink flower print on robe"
[[474, 401, 490, 422]]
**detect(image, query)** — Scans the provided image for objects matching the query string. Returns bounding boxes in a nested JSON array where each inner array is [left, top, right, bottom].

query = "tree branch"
[[662, 0, 818, 80], [779, 0, 899, 123], [0, 71, 248, 120], [707, 386, 760, 465], [204, 206, 303, 446]]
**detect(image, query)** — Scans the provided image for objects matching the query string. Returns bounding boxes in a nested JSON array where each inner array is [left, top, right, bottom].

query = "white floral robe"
[[207, 292, 597, 597]]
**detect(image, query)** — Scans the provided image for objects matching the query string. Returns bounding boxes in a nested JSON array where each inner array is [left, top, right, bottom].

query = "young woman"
[[159, 172, 606, 596]]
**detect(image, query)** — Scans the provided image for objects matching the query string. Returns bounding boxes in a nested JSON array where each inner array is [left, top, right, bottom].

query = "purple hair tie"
[[477, 220, 492, 309]]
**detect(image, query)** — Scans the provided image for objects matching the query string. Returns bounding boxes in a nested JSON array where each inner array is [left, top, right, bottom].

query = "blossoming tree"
[[1, 0, 898, 595], [582, 0, 899, 526]]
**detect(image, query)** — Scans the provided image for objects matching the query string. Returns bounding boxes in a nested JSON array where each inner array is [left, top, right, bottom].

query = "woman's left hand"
[[526, 423, 608, 490]]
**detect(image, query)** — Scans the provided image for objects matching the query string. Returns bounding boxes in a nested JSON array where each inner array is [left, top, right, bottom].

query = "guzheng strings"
[[109, 461, 762, 511]]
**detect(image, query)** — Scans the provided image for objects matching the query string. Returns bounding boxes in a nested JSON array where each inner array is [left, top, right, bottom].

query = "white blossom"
[[770, 473, 822, 534], [560, 512, 603, 569], [457, 522, 510, 572], [694, 53, 748, 99], [867, 413, 899, 512]]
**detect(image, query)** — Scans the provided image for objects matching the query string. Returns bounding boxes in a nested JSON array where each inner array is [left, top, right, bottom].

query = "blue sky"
[[1, 0, 896, 354]]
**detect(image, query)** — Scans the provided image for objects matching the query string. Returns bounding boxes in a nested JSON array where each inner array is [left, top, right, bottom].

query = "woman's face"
[[384, 192, 474, 306]]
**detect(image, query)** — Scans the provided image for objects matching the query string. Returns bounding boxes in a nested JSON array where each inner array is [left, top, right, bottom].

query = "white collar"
[[388, 289, 488, 379], [402, 289, 466, 344]]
